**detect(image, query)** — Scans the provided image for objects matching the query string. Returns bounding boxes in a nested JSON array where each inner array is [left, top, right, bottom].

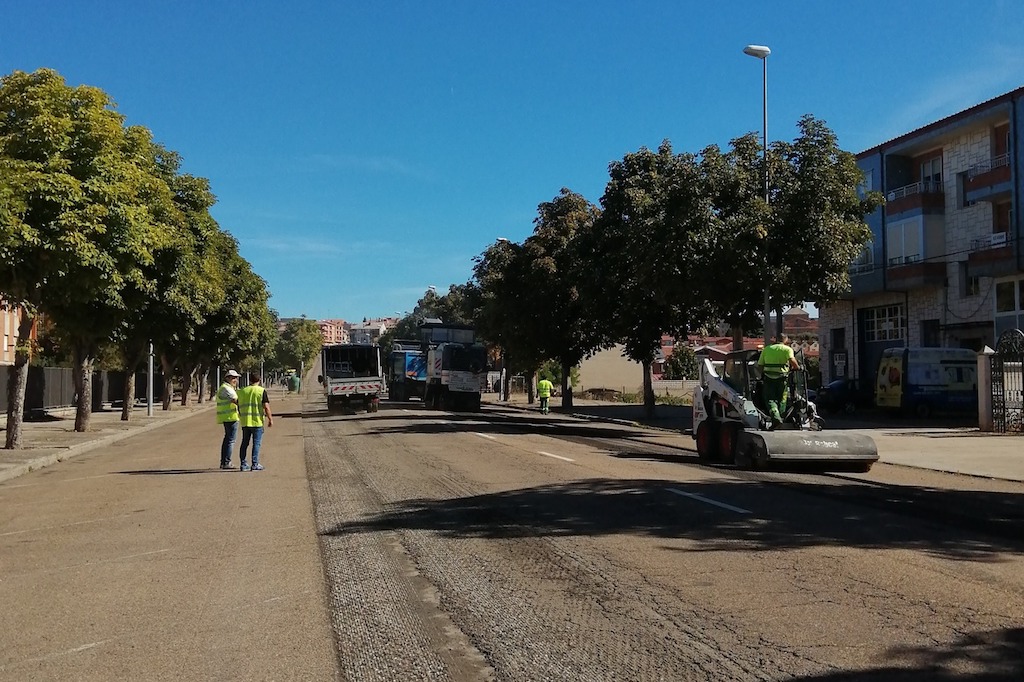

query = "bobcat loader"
[[691, 349, 878, 472]]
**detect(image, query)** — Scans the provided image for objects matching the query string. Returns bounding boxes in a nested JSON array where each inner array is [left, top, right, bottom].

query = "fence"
[[0, 367, 162, 416]]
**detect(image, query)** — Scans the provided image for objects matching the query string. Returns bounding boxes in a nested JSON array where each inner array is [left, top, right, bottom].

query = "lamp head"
[[743, 45, 771, 59]]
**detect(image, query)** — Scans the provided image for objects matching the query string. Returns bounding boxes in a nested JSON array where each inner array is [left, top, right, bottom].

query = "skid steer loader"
[[691, 349, 878, 472]]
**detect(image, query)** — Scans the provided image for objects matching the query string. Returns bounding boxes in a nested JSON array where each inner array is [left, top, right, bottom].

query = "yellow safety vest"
[[237, 385, 266, 428], [538, 380, 553, 398], [216, 383, 239, 424]]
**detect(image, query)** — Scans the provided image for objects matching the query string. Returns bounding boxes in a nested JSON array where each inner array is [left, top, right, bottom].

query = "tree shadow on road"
[[320, 477, 1024, 561], [791, 627, 1024, 680]]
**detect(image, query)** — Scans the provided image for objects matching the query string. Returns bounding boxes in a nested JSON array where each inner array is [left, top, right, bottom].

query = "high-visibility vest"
[[216, 383, 239, 424], [538, 380, 553, 398], [237, 385, 266, 428], [759, 343, 794, 379]]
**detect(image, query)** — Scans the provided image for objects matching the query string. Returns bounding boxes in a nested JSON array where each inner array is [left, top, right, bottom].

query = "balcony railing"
[[886, 180, 942, 201], [849, 262, 874, 275], [967, 152, 1010, 180], [888, 254, 922, 266], [970, 232, 1008, 251]]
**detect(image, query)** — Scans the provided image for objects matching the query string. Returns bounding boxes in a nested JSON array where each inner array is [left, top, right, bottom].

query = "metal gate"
[[991, 328, 1024, 433]]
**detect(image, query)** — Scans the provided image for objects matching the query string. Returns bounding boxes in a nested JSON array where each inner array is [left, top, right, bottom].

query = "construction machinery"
[[318, 343, 384, 414], [691, 349, 878, 471], [419, 319, 487, 412], [386, 339, 427, 402]]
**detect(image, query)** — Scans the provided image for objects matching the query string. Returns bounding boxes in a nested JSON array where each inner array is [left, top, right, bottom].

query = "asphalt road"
[[306, 399, 1024, 681]]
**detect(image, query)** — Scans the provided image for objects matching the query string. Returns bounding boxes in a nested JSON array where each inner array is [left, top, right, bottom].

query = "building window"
[[958, 171, 977, 208], [850, 243, 873, 274], [863, 304, 906, 342], [921, 156, 942, 186], [920, 319, 941, 347], [886, 218, 922, 265], [995, 202, 1012, 233], [959, 262, 981, 297], [858, 169, 874, 197], [996, 281, 1016, 312]]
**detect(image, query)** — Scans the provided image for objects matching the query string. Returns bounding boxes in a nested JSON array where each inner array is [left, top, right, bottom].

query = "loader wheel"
[[718, 423, 740, 465], [695, 421, 719, 462]]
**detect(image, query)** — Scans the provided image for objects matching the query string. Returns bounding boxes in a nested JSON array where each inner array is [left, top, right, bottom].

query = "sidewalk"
[[485, 393, 1024, 483], [0, 387, 336, 680]]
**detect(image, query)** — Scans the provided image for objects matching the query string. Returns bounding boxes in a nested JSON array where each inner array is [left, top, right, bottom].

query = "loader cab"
[[722, 347, 810, 417]]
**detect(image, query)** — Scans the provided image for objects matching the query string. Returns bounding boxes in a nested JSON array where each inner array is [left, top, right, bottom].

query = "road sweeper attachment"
[[691, 349, 879, 472]]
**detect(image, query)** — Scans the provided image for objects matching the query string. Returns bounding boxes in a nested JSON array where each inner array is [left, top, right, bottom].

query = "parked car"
[[815, 378, 870, 414]]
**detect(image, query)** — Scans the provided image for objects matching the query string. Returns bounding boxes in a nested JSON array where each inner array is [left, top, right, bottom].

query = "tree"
[[767, 115, 882, 309], [662, 345, 698, 380], [527, 188, 610, 408], [0, 69, 166, 439], [277, 318, 324, 372], [591, 141, 716, 417]]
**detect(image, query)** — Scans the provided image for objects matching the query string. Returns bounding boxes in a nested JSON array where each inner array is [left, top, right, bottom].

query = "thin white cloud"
[[882, 44, 1024, 140], [244, 236, 391, 256], [308, 153, 432, 180]]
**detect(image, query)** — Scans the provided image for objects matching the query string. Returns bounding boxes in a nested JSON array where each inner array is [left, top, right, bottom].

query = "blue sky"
[[4, 1, 1024, 322]]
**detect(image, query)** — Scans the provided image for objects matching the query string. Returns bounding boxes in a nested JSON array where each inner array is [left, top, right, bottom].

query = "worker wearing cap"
[[758, 335, 800, 429], [217, 370, 241, 469]]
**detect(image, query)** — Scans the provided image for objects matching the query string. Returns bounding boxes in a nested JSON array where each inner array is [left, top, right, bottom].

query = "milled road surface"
[[308, 400, 1024, 681], [3, 395, 1024, 680]]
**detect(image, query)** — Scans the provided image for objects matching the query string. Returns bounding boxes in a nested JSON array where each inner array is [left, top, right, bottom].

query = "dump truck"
[[691, 349, 878, 472], [419, 320, 487, 412], [387, 339, 427, 402], [318, 343, 384, 414]]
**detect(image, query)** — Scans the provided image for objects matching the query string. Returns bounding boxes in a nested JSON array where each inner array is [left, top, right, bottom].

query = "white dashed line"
[[667, 488, 751, 514], [537, 451, 574, 463], [474, 432, 497, 440]]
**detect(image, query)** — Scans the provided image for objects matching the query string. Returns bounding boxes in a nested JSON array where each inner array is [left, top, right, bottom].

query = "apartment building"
[[318, 319, 349, 345], [819, 86, 1024, 384]]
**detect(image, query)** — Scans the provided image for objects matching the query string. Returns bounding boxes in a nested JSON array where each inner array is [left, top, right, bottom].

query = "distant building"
[[1, 301, 34, 366], [318, 319, 349, 345]]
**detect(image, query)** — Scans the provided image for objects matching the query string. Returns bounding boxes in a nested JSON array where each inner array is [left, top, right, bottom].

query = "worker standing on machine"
[[758, 334, 800, 429]]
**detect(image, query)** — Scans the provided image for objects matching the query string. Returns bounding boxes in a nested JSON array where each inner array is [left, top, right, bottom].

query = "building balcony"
[[885, 255, 946, 290], [965, 153, 1012, 203], [967, 232, 1017, 278], [885, 180, 945, 216], [844, 262, 885, 297]]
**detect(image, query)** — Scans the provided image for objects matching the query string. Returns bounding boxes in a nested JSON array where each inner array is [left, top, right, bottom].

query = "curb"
[[0, 406, 211, 484]]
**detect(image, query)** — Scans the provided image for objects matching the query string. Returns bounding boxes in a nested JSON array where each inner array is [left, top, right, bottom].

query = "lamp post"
[[495, 238, 510, 401], [744, 43, 773, 346]]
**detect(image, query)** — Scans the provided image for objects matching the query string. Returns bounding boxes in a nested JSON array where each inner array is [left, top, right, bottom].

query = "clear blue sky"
[[4, 1, 1024, 322]]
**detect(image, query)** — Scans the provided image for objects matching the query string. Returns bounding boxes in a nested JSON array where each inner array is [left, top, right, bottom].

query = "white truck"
[[419, 320, 487, 412], [318, 344, 384, 414]]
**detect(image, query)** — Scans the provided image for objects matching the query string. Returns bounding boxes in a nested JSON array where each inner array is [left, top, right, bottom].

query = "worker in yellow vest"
[[757, 335, 800, 429], [537, 376, 554, 415], [217, 370, 241, 469], [237, 372, 273, 471]]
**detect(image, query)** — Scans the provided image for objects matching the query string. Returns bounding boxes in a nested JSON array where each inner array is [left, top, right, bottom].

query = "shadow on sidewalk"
[[117, 468, 224, 475]]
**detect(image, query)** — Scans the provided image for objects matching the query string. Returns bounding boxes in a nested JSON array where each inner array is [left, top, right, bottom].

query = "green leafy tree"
[[591, 141, 716, 416], [527, 188, 610, 408], [662, 345, 698, 380], [277, 317, 324, 373], [768, 115, 882, 309], [0, 69, 167, 438]]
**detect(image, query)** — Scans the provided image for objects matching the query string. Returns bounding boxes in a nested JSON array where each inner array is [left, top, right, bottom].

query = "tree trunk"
[[121, 346, 146, 421], [4, 308, 35, 449], [561, 360, 574, 409], [195, 362, 209, 404], [160, 354, 175, 410], [642, 359, 656, 419], [72, 343, 94, 433], [501, 351, 511, 401], [731, 324, 744, 351], [180, 362, 196, 406], [526, 370, 535, 405], [775, 304, 785, 340]]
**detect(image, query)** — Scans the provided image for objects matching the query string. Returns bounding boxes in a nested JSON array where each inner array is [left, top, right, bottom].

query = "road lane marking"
[[537, 451, 575, 462], [667, 488, 751, 514], [0, 513, 135, 537], [474, 432, 497, 440]]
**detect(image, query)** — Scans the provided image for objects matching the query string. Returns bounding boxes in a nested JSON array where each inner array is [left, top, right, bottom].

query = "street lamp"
[[494, 238, 512, 401], [743, 43, 773, 346]]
